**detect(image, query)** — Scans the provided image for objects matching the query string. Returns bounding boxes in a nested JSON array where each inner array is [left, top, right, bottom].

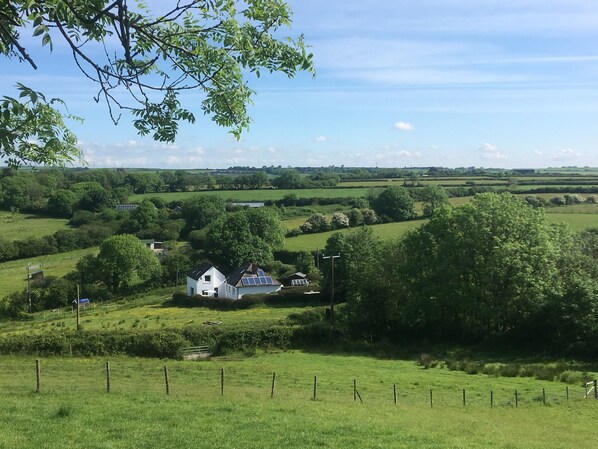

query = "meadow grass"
[[0, 288, 315, 335], [285, 221, 426, 251], [546, 214, 598, 231], [0, 247, 98, 298], [0, 211, 70, 241], [0, 351, 596, 448], [132, 188, 375, 202]]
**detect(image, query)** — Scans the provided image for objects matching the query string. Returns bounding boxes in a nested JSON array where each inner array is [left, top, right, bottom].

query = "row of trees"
[[323, 193, 598, 353]]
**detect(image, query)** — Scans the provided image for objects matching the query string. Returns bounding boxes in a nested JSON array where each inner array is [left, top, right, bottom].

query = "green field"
[[0, 211, 70, 241], [285, 221, 426, 251], [132, 188, 375, 202], [0, 289, 315, 335], [0, 351, 596, 448], [0, 248, 98, 298], [546, 214, 598, 231]]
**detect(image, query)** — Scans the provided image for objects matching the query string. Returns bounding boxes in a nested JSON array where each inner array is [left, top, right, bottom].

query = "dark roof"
[[186, 262, 217, 281], [226, 262, 281, 288]]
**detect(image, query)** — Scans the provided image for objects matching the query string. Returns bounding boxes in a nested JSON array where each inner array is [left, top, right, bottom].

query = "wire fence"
[[0, 359, 595, 409]]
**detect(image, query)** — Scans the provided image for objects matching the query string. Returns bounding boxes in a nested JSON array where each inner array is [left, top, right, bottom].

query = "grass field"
[[132, 188, 375, 202], [0, 288, 315, 335], [0, 211, 70, 241], [0, 248, 98, 298], [0, 351, 596, 448], [285, 221, 426, 251]]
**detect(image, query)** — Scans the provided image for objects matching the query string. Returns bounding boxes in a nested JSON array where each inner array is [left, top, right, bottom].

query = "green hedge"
[[0, 329, 189, 358]]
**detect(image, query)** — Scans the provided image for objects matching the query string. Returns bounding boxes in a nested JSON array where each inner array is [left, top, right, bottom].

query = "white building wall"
[[186, 267, 226, 297]]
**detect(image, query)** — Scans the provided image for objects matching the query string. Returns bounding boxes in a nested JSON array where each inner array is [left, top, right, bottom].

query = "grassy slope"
[[0, 352, 596, 448], [0, 211, 70, 241], [0, 289, 315, 335], [0, 247, 98, 298]]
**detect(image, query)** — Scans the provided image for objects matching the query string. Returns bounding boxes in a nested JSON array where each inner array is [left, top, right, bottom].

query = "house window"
[[204, 275, 211, 282]]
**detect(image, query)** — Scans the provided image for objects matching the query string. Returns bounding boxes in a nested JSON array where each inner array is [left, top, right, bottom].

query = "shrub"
[[418, 353, 438, 369]]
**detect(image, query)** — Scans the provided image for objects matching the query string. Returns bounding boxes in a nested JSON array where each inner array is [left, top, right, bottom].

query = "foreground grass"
[[0, 211, 70, 241], [0, 247, 98, 298], [0, 352, 596, 448]]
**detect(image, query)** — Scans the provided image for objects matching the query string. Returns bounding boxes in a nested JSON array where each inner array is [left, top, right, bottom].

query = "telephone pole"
[[26, 263, 32, 313], [322, 254, 340, 329]]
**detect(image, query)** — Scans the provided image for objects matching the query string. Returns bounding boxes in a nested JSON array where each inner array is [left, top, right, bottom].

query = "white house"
[[186, 262, 226, 297], [186, 262, 282, 300], [222, 262, 282, 300]]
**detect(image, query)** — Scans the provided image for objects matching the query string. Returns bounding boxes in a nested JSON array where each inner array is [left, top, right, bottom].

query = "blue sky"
[[3, 0, 598, 169]]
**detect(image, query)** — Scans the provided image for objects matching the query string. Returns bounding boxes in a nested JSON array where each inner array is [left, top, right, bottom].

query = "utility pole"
[[26, 263, 32, 313], [76, 284, 80, 331], [322, 254, 340, 329]]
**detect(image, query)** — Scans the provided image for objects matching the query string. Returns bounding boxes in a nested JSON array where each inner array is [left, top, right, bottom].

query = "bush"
[[418, 353, 439, 369]]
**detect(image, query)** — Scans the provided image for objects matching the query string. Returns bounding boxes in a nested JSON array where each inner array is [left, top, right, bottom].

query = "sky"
[[3, 0, 598, 169]]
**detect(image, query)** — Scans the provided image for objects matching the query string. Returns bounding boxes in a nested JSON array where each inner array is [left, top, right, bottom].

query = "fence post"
[[164, 365, 170, 395], [542, 388, 546, 405], [490, 390, 494, 408], [594, 380, 597, 400], [515, 390, 518, 407], [566, 386, 569, 401], [35, 359, 41, 393], [220, 368, 224, 396], [105, 361, 111, 394], [429, 389, 433, 408], [313, 376, 317, 401], [462, 389, 466, 406], [353, 379, 357, 402], [271, 372, 276, 399], [393, 384, 397, 405]]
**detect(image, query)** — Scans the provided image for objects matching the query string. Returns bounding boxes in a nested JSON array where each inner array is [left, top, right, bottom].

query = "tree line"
[[323, 193, 598, 355]]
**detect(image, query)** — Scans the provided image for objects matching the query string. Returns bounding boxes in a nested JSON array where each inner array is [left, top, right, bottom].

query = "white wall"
[[186, 267, 226, 297]]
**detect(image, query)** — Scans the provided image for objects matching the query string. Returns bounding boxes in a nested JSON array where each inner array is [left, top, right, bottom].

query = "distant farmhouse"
[[186, 262, 282, 300], [116, 204, 139, 211]]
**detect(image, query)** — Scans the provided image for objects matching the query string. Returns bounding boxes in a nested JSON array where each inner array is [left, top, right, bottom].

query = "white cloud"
[[393, 121, 414, 131], [533, 149, 543, 155], [552, 148, 581, 160], [480, 142, 507, 160], [314, 135, 329, 142]]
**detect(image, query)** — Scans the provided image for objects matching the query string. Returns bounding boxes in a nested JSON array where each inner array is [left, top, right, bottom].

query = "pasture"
[[0, 289, 315, 336], [0, 247, 98, 298], [0, 351, 596, 448], [132, 188, 376, 203], [0, 211, 70, 241]]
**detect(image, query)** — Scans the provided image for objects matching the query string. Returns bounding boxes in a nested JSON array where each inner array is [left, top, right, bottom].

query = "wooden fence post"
[[462, 389, 466, 406], [393, 384, 397, 405], [271, 372, 276, 399], [429, 389, 433, 408], [220, 368, 224, 396], [35, 359, 41, 393], [594, 380, 597, 400], [515, 390, 519, 407], [313, 376, 317, 401], [542, 388, 546, 405], [566, 386, 569, 401], [105, 361, 111, 394], [490, 390, 494, 408], [353, 379, 357, 402], [164, 365, 170, 395]]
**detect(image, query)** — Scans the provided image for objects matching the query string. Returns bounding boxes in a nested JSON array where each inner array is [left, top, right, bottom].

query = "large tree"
[[0, 0, 314, 167], [96, 234, 161, 293], [397, 193, 561, 340], [371, 186, 416, 222], [205, 207, 285, 270]]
